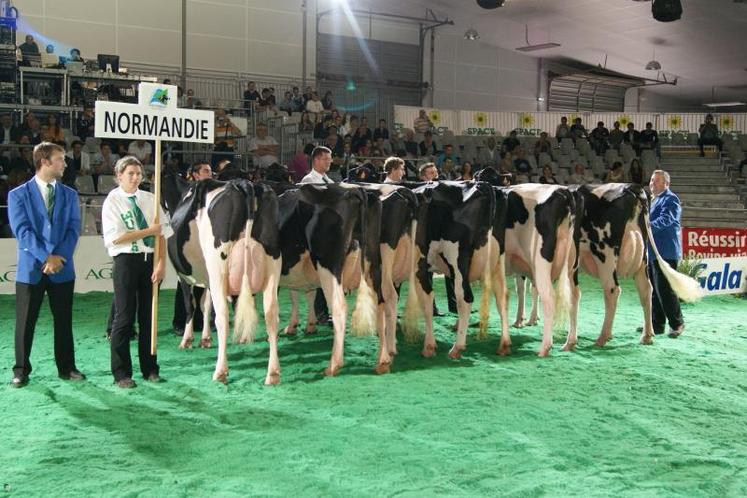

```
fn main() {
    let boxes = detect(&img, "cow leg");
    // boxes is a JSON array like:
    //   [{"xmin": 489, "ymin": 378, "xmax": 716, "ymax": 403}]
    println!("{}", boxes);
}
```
[
  {"xmin": 412, "ymin": 273, "xmax": 436, "ymax": 357},
  {"xmin": 562, "ymin": 274, "xmax": 581, "ymax": 352},
  {"xmin": 284, "ymin": 290, "xmax": 300, "ymax": 336},
  {"xmin": 595, "ymin": 272, "xmax": 621, "ymax": 348},
  {"xmin": 448, "ymin": 262, "xmax": 471, "ymax": 360},
  {"xmin": 205, "ymin": 277, "xmax": 230, "ymax": 384},
  {"xmin": 634, "ymin": 264, "xmax": 655, "ymax": 345},
  {"xmin": 494, "ymin": 257, "xmax": 512, "ymax": 356},
  {"xmin": 178, "ymin": 283, "xmax": 197, "ymax": 349},
  {"xmin": 375, "ymin": 302, "xmax": 391, "ymax": 374},
  {"xmin": 318, "ymin": 268, "xmax": 346, "ymax": 376},
  {"xmin": 263, "ymin": 258, "xmax": 282, "ymax": 385},
  {"xmin": 304, "ymin": 290, "xmax": 318, "ymax": 335},
  {"xmin": 199, "ymin": 290, "xmax": 213, "ymax": 348},
  {"xmin": 378, "ymin": 265, "xmax": 398, "ymax": 372},
  {"xmin": 526, "ymin": 282, "xmax": 540, "ymax": 326},
  {"xmin": 513, "ymin": 276, "xmax": 526, "ymax": 328},
  {"xmin": 534, "ymin": 262, "xmax": 556, "ymax": 357}
]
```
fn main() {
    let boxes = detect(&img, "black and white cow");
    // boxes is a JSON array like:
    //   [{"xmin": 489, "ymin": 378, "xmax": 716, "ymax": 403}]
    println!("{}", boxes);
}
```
[
  {"xmin": 403, "ymin": 180, "xmax": 496, "ymax": 359},
  {"xmin": 168, "ymin": 179, "xmax": 282, "ymax": 384}
]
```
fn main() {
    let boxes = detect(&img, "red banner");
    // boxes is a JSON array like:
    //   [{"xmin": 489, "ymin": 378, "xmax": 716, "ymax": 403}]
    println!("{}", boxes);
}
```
[{"xmin": 682, "ymin": 227, "xmax": 747, "ymax": 259}]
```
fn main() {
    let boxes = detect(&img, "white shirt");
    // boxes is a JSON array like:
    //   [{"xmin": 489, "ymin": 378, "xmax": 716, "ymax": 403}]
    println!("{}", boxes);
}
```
[
  {"xmin": 300, "ymin": 168, "xmax": 333, "ymax": 184},
  {"xmin": 34, "ymin": 175, "xmax": 57, "ymax": 211},
  {"xmin": 102, "ymin": 186, "xmax": 173, "ymax": 257},
  {"xmin": 248, "ymin": 135, "xmax": 279, "ymax": 169},
  {"xmin": 306, "ymin": 99, "xmax": 324, "ymax": 114},
  {"xmin": 127, "ymin": 141, "xmax": 153, "ymax": 164}
]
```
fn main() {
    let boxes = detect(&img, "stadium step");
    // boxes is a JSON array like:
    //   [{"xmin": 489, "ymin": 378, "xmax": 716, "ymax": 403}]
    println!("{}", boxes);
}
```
[
  {"xmin": 675, "ymin": 178, "xmax": 732, "ymax": 186},
  {"xmin": 681, "ymin": 199, "xmax": 746, "ymax": 210},
  {"xmin": 681, "ymin": 218, "xmax": 747, "ymax": 229},
  {"xmin": 678, "ymin": 193, "xmax": 742, "ymax": 203},
  {"xmin": 676, "ymin": 185, "xmax": 738, "ymax": 194}
]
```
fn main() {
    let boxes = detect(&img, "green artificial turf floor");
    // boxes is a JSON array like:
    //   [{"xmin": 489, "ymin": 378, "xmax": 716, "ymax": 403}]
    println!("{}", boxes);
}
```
[{"xmin": 1, "ymin": 275, "xmax": 746, "ymax": 497}]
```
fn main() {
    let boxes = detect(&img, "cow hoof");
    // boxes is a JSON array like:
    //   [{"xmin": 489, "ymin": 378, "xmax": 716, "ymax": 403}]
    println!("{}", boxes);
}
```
[
  {"xmin": 594, "ymin": 338, "xmax": 609, "ymax": 348},
  {"xmin": 305, "ymin": 325, "xmax": 317, "ymax": 335},
  {"xmin": 178, "ymin": 339, "xmax": 193, "ymax": 350},
  {"xmin": 526, "ymin": 318, "xmax": 539, "ymax": 326},
  {"xmin": 640, "ymin": 335, "xmax": 654, "ymax": 345},
  {"xmin": 561, "ymin": 342, "xmax": 576, "ymax": 352},
  {"xmin": 448, "ymin": 346, "xmax": 464, "ymax": 359},
  {"xmin": 264, "ymin": 372, "xmax": 281, "ymax": 386},
  {"xmin": 200, "ymin": 338, "xmax": 213, "ymax": 349},
  {"xmin": 497, "ymin": 344, "xmax": 512, "ymax": 356},
  {"xmin": 537, "ymin": 348, "xmax": 551, "ymax": 357},
  {"xmin": 375, "ymin": 362, "xmax": 391, "ymax": 375},
  {"xmin": 284, "ymin": 326, "xmax": 297, "ymax": 336},
  {"xmin": 324, "ymin": 365, "xmax": 341, "ymax": 377},
  {"xmin": 421, "ymin": 344, "xmax": 437, "ymax": 358},
  {"xmin": 213, "ymin": 371, "xmax": 228, "ymax": 384},
  {"xmin": 512, "ymin": 320, "xmax": 524, "ymax": 329},
  {"xmin": 388, "ymin": 348, "xmax": 398, "ymax": 357}
]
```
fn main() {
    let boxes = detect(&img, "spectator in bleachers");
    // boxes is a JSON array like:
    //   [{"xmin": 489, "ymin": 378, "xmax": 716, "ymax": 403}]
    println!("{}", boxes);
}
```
[
  {"xmin": 312, "ymin": 115, "xmax": 329, "ymax": 140},
  {"xmin": 185, "ymin": 88, "xmax": 201, "ymax": 108},
  {"xmin": 589, "ymin": 121, "xmax": 610, "ymax": 155},
  {"xmin": 322, "ymin": 91, "xmax": 335, "ymax": 111},
  {"xmin": 91, "ymin": 143, "xmax": 119, "ymax": 191},
  {"xmin": 332, "ymin": 115, "xmax": 346, "ymax": 136},
  {"xmin": 18, "ymin": 34, "xmax": 40, "ymax": 57},
  {"xmin": 609, "ymin": 121, "xmax": 624, "ymax": 150},
  {"xmin": 403, "ymin": 129, "xmax": 419, "ymax": 158},
  {"xmin": 291, "ymin": 86, "xmax": 304, "ymax": 112},
  {"xmin": 42, "ymin": 114, "xmax": 65, "ymax": 145},
  {"xmin": 243, "ymin": 81, "xmax": 260, "ymax": 113},
  {"xmin": 9, "ymin": 138, "xmax": 34, "ymax": 177},
  {"xmin": 629, "ymin": 158, "xmax": 644, "ymax": 185},
  {"xmin": 436, "ymin": 144, "xmax": 459, "ymax": 169},
  {"xmin": 293, "ymin": 111, "xmax": 311, "ymax": 134},
  {"xmin": 413, "ymin": 109, "xmax": 432, "ymax": 134},
  {"xmin": 570, "ymin": 117, "xmax": 588, "ymax": 143},
  {"xmin": 479, "ymin": 136, "xmax": 501, "ymax": 167},
  {"xmin": 513, "ymin": 148, "xmax": 531, "ymax": 183},
  {"xmin": 567, "ymin": 163, "xmax": 592, "ymax": 185},
  {"xmin": 698, "ymin": 114, "xmax": 723, "ymax": 157},
  {"xmin": 640, "ymin": 122, "xmax": 660, "ymax": 156},
  {"xmin": 353, "ymin": 120, "xmax": 373, "ymax": 150},
  {"xmin": 76, "ymin": 107, "xmax": 95, "ymax": 142},
  {"xmin": 258, "ymin": 88, "xmax": 275, "ymax": 111},
  {"xmin": 623, "ymin": 122, "xmax": 641, "ymax": 155},
  {"xmin": 249, "ymin": 122, "xmax": 279, "ymax": 170},
  {"xmin": 63, "ymin": 140, "xmax": 90, "ymax": 188},
  {"xmin": 373, "ymin": 136, "xmax": 392, "ymax": 157},
  {"xmin": 215, "ymin": 159, "xmax": 243, "ymax": 181},
  {"xmin": 419, "ymin": 162, "xmax": 438, "ymax": 182},
  {"xmin": 288, "ymin": 143, "xmax": 313, "ymax": 182},
  {"xmin": 496, "ymin": 154, "xmax": 514, "ymax": 185},
  {"xmin": 501, "ymin": 130, "xmax": 520, "ymax": 154},
  {"xmin": 419, "ymin": 130, "xmax": 438, "ymax": 157},
  {"xmin": 324, "ymin": 130, "xmax": 344, "ymax": 158},
  {"xmin": 357, "ymin": 138, "xmax": 373, "ymax": 159},
  {"xmin": 440, "ymin": 159, "xmax": 458, "ymax": 180},
  {"xmin": 339, "ymin": 141, "xmax": 357, "ymax": 178},
  {"xmin": 20, "ymin": 114, "xmax": 42, "ymax": 145},
  {"xmin": 305, "ymin": 92, "xmax": 325, "ymax": 116},
  {"xmin": 347, "ymin": 115, "xmax": 360, "ymax": 137},
  {"xmin": 302, "ymin": 86, "xmax": 314, "ymax": 105},
  {"xmin": 279, "ymin": 91, "xmax": 295, "ymax": 115},
  {"xmin": 539, "ymin": 164, "xmax": 559, "ymax": 184},
  {"xmin": 533, "ymin": 131, "xmax": 552, "ymax": 163},
  {"xmin": 0, "ymin": 114, "xmax": 21, "ymax": 145},
  {"xmin": 68, "ymin": 48, "xmax": 83, "ymax": 62},
  {"xmin": 373, "ymin": 119, "xmax": 389, "ymax": 141},
  {"xmin": 605, "ymin": 161, "xmax": 625, "ymax": 183},
  {"xmin": 213, "ymin": 109, "xmax": 240, "ymax": 164},
  {"xmin": 128, "ymin": 139, "xmax": 153, "ymax": 167},
  {"xmin": 460, "ymin": 161, "xmax": 474, "ymax": 181},
  {"xmin": 555, "ymin": 116, "xmax": 570, "ymax": 140}
]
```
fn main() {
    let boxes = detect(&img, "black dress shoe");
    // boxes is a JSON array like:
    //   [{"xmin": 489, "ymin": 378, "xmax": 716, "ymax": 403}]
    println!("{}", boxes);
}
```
[
  {"xmin": 59, "ymin": 370, "xmax": 86, "ymax": 381},
  {"xmin": 668, "ymin": 324, "xmax": 685, "ymax": 338},
  {"xmin": 10, "ymin": 376, "xmax": 28, "ymax": 388},
  {"xmin": 115, "ymin": 378, "xmax": 136, "ymax": 389}
]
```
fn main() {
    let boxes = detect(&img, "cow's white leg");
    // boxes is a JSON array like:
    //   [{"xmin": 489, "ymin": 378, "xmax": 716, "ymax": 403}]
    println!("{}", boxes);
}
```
[
  {"xmin": 318, "ymin": 267, "xmax": 346, "ymax": 376},
  {"xmin": 595, "ymin": 272, "xmax": 621, "ymax": 348},
  {"xmin": 526, "ymin": 282, "xmax": 539, "ymax": 326},
  {"xmin": 448, "ymin": 259, "xmax": 470, "ymax": 359},
  {"xmin": 634, "ymin": 264, "xmax": 655, "ymax": 345},
  {"xmin": 562, "ymin": 272, "xmax": 581, "ymax": 352},
  {"xmin": 534, "ymin": 261, "xmax": 555, "ymax": 357},
  {"xmin": 494, "ymin": 256, "xmax": 512, "ymax": 356},
  {"xmin": 381, "ymin": 247, "xmax": 399, "ymax": 358},
  {"xmin": 413, "ymin": 276, "xmax": 436, "ymax": 357},
  {"xmin": 375, "ymin": 302, "xmax": 391, "ymax": 374},
  {"xmin": 179, "ymin": 316, "xmax": 195, "ymax": 349},
  {"xmin": 205, "ymin": 273, "xmax": 230, "ymax": 383},
  {"xmin": 304, "ymin": 290, "xmax": 318, "ymax": 334},
  {"xmin": 513, "ymin": 276, "xmax": 526, "ymax": 328},
  {"xmin": 284, "ymin": 290, "xmax": 300, "ymax": 336},
  {"xmin": 199, "ymin": 291, "xmax": 213, "ymax": 348},
  {"xmin": 263, "ymin": 258, "xmax": 282, "ymax": 385}
]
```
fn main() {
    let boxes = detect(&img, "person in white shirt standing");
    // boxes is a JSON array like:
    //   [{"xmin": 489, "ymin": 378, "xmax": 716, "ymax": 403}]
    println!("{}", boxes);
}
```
[
  {"xmin": 300, "ymin": 146, "xmax": 333, "ymax": 184},
  {"xmin": 101, "ymin": 156, "xmax": 173, "ymax": 389}
]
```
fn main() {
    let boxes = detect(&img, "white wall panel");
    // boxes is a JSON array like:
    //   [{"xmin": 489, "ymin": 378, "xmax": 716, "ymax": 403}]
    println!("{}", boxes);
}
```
[
  {"xmin": 187, "ymin": 1, "xmax": 245, "ymax": 38},
  {"xmin": 118, "ymin": 26, "xmax": 181, "ymax": 66},
  {"xmin": 45, "ymin": 0, "xmax": 115, "ymax": 24},
  {"xmin": 118, "ymin": 0, "xmax": 181, "ymax": 32}
]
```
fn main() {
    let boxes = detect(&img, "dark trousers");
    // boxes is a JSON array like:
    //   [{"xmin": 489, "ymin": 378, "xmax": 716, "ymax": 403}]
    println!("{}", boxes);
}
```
[
  {"xmin": 698, "ymin": 137, "xmax": 723, "ymax": 155},
  {"xmin": 14, "ymin": 276, "xmax": 77, "ymax": 379},
  {"xmin": 648, "ymin": 258, "xmax": 684, "ymax": 333},
  {"xmin": 106, "ymin": 298, "xmax": 136, "ymax": 337},
  {"xmin": 111, "ymin": 253, "xmax": 159, "ymax": 381}
]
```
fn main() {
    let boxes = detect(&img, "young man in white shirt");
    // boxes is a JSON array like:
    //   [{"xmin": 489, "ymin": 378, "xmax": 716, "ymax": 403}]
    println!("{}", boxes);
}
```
[
  {"xmin": 383, "ymin": 156, "xmax": 405, "ymax": 183},
  {"xmin": 300, "ymin": 146, "xmax": 333, "ymax": 184}
]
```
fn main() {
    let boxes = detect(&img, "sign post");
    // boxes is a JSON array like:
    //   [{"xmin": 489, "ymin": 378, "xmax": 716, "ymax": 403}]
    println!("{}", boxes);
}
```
[{"xmin": 95, "ymin": 83, "xmax": 214, "ymax": 354}]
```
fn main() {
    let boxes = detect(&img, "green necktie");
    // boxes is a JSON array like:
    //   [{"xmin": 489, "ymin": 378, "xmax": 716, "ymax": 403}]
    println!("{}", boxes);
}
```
[
  {"xmin": 46, "ymin": 183, "xmax": 54, "ymax": 221},
  {"xmin": 128, "ymin": 195, "xmax": 155, "ymax": 248}
]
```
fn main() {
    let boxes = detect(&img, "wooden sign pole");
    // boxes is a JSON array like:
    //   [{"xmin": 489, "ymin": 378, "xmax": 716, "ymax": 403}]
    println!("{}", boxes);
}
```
[{"xmin": 151, "ymin": 138, "xmax": 162, "ymax": 355}]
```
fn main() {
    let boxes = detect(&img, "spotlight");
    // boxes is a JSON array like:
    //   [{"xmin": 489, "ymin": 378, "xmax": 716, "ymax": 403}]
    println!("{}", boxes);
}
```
[
  {"xmin": 464, "ymin": 28, "xmax": 480, "ymax": 41},
  {"xmin": 645, "ymin": 60, "xmax": 662, "ymax": 70},
  {"xmin": 477, "ymin": 0, "xmax": 506, "ymax": 8},
  {"xmin": 652, "ymin": 0, "xmax": 682, "ymax": 22}
]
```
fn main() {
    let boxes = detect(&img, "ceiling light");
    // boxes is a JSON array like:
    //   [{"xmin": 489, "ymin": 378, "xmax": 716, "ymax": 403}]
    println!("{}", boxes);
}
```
[
  {"xmin": 703, "ymin": 101, "xmax": 746, "ymax": 108},
  {"xmin": 515, "ymin": 25, "xmax": 561, "ymax": 52},
  {"xmin": 464, "ymin": 27, "xmax": 480, "ymax": 41},
  {"xmin": 645, "ymin": 60, "xmax": 662, "ymax": 70}
]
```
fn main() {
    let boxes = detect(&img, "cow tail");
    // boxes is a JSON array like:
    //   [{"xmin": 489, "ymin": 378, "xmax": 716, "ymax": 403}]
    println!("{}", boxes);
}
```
[
  {"xmin": 477, "ymin": 233, "xmax": 492, "ymax": 340},
  {"xmin": 642, "ymin": 203, "xmax": 702, "ymax": 303},
  {"xmin": 233, "ymin": 219, "xmax": 259, "ymax": 344},
  {"xmin": 553, "ymin": 218, "xmax": 573, "ymax": 331},
  {"xmin": 351, "ymin": 190, "xmax": 377, "ymax": 337},
  {"xmin": 402, "ymin": 219, "xmax": 422, "ymax": 343}
]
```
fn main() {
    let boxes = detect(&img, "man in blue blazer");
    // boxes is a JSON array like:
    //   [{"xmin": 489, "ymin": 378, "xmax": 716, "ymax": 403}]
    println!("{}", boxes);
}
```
[
  {"xmin": 8, "ymin": 142, "xmax": 85, "ymax": 387},
  {"xmin": 648, "ymin": 169, "xmax": 685, "ymax": 338}
]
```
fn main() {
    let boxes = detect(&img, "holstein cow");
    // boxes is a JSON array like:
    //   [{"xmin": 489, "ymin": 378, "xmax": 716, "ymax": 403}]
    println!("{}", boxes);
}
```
[
  {"xmin": 565, "ymin": 183, "xmax": 701, "ymax": 349},
  {"xmin": 403, "ymin": 180, "xmax": 496, "ymax": 359},
  {"xmin": 270, "ymin": 183, "xmax": 380, "ymax": 381},
  {"xmin": 476, "ymin": 168, "xmax": 578, "ymax": 357},
  {"xmin": 168, "ymin": 179, "xmax": 282, "ymax": 384}
]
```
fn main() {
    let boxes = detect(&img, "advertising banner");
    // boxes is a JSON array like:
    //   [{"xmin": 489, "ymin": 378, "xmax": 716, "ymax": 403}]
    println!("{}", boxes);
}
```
[
  {"xmin": 694, "ymin": 256, "xmax": 747, "ymax": 295},
  {"xmin": 682, "ymin": 227, "xmax": 747, "ymax": 259}
]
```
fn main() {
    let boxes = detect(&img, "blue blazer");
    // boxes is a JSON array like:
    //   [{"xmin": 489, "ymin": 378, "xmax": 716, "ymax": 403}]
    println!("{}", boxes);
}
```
[
  {"xmin": 649, "ymin": 188, "xmax": 682, "ymax": 261},
  {"xmin": 8, "ymin": 178, "xmax": 81, "ymax": 284}
]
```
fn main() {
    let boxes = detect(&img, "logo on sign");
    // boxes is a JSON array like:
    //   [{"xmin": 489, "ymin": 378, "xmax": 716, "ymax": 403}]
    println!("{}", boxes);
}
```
[
  {"xmin": 0, "ymin": 264, "xmax": 16, "ymax": 283},
  {"xmin": 696, "ymin": 261, "xmax": 744, "ymax": 292},
  {"xmin": 86, "ymin": 261, "xmax": 113, "ymax": 280},
  {"xmin": 150, "ymin": 89, "xmax": 170, "ymax": 108}
]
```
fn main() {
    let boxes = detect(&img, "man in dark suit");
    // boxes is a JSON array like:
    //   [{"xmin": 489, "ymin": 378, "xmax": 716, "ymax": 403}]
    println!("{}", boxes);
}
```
[
  {"xmin": 8, "ymin": 142, "xmax": 85, "ymax": 388},
  {"xmin": 623, "ymin": 122, "xmax": 641, "ymax": 155}
]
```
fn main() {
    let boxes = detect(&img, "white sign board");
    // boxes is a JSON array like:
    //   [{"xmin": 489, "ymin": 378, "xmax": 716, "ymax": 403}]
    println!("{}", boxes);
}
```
[
  {"xmin": 695, "ymin": 256, "xmax": 747, "ymax": 296},
  {"xmin": 95, "ymin": 83, "xmax": 214, "ymax": 143},
  {"xmin": 0, "ymin": 236, "xmax": 179, "ymax": 294}
]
